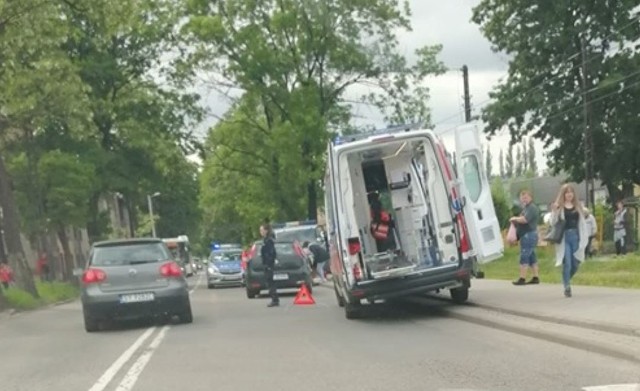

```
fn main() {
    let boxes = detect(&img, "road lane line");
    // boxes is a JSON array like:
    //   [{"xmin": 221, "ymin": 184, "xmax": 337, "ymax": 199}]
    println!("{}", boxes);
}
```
[
  {"xmin": 114, "ymin": 325, "xmax": 171, "ymax": 391},
  {"xmin": 189, "ymin": 273, "xmax": 202, "ymax": 295},
  {"xmin": 88, "ymin": 327, "xmax": 156, "ymax": 391},
  {"xmin": 583, "ymin": 384, "xmax": 640, "ymax": 391}
]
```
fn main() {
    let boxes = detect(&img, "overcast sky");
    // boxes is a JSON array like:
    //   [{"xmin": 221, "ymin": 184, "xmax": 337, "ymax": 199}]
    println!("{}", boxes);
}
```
[{"xmin": 191, "ymin": 0, "xmax": 548, "ymax": 172}]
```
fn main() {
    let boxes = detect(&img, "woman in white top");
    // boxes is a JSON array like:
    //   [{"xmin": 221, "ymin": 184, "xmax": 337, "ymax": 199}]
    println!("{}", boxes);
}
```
[{"xmin": 549, "ymin": 184, "xmax": 588, "ymax": 297}]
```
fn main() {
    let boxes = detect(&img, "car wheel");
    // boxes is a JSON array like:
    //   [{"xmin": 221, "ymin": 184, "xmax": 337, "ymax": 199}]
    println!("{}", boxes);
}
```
[
  {"xmin": 179, "ymin": 304, "xmax": 193, "ymax": 324},
  {"xmin": 207, "ymin": 283, "xmax": 215, "ymax": 289},
  {"xmin": 333, "ymin": 281, "xmax": 345, "ymax": 307},
  {"xmin": 450, "ymin": 287, "xmax": 469, "ymax": 304},
  {"xmin": 84, "ymin": 313, "xmax": 99, "ymax": 332},
  {"xmin": 246, "ymin": 288, "xmax": 258, "ymax": 299},
  {"xmin": 345, "ymin": 301, "xmax": 363, "ymax": 320}
]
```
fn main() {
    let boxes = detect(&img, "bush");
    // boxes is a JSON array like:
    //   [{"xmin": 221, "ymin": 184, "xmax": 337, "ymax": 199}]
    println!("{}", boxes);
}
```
[
  {"xmin": 3, "ymin": 287, "xmax": 40, "ymax": 310},
  {"xmin": 1, "ymin": 281, "xmax": 79, "ymax": 311},
  {"xmin": 491, "ymin": 177, "xmax": 511, "ymax": 229},
  {"xmin": 37, "ymin": 281, "xmax": 79, "ymax": 304}
]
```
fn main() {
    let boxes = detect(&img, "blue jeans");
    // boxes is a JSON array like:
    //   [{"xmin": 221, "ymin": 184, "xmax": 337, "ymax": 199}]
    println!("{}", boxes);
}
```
[
  {"xmin": 519, "ymin": 231, "xmax": 538, "ymax": 266},
  {"xmin": 563, "ymin": 229, "xmax": 580, "ymax": 288},
  {"xmin": 316, "ymin": 261, "xmax": 326, "ymax": 282}
]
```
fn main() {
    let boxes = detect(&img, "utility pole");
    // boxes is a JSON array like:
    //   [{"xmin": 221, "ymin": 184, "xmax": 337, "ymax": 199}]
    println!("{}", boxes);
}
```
[
  {"xmin": 147, "ymin": 192, "xmax": 161, "ymax": 238},
  {"xmin": 462, "ymin": 65, "xmax": 472, "ymax": 122},
  {"xmin": 580, "ymin": 37, "xmax": 593, "ymax": 208}
]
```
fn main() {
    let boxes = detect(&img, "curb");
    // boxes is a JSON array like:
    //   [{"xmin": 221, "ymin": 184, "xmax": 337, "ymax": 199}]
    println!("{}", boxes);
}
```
[
  {"xmin": 0, "ymin": 296, "xmax": 79, "ymax": 318},
  {"xmin": 407, "ymin": 296, "xmax": 640, "ymax": 365},
  {"xmin": 470, "ymin": 302, "xmax": 640, "ymax": 337},
  {"xmin": 445, "ymin": 308, "xmax": 640, "ymax": 364}
]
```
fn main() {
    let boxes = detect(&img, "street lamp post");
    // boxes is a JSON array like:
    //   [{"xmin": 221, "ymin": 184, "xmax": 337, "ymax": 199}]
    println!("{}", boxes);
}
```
[{"xmin": 147, "ymin": 192, "xmax": 161, "ymax": 238}]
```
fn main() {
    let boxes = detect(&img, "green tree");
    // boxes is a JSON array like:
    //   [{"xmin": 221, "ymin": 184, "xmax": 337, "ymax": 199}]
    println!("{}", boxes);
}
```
[
  {"xmin": 0, "ymin": 0, "xmax": 89, "ymax": 295},
  {"xmin": 59, "ymin": 0, "xmax": 202, "ymax": 242},
  {"xmin": 38, "ymin": 151, "xmax": 96, "ymax": 279},
  {"xmin": 472, "ymin": 0, "xmax": 640, "ymax": 200},
  {"xmin": 515, "ymin": 145, "xmax": 523, "ymax": 178},
  {"xmin": 528, "ymin": 137, "xmax": 538, "ymax": 175},
  {"xmin": 183, "ymin": 0, "xmax": 445, "ymax": 221},
  {"xmin": 485, "ymin": 145, "xmax": 493, "ymax": 179},
  {"xmin": 504, "ymin": 144, "xmax": 514, "ymax": 178},
  {"xmin": 521, "ymin": 138, "xmax": 529, "ymax": 172}
]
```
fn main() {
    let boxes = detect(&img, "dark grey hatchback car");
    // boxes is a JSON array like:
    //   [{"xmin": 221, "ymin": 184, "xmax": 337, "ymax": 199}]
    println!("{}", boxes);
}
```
[{"xmin": 80, "ymin": 238, "xmax": 193, "ymax": 332}]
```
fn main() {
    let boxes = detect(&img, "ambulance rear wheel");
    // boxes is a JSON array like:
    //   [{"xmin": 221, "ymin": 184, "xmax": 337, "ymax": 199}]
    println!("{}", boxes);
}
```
[
  {"xmin": 450, "ymin": 287, "xmax": 469, "ymax": 304},
  {"xmin": 345, "ymin": 301, "xmax": 363, "ymax": 319},
  {"xmin": 333, "ymin": 281, "xmax": 345, "ymax": 307}
]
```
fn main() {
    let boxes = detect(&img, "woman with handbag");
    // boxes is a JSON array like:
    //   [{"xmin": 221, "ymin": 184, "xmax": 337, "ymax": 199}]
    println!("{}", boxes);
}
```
[{"xmin": 549, "ymin": 184, "xmax": 588, "ymax": 297}]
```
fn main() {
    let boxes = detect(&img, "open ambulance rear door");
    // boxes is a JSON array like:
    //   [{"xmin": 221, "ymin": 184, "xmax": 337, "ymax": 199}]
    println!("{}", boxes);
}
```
[{"xmin": 454, "ymin": 123, "xmax": 504, "ymax": 264}]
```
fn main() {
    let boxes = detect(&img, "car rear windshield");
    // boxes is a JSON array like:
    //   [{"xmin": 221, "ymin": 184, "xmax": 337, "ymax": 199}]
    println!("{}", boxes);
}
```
[
  {"xmin": 250, "ymin": 242, "xmax": 303, "ymax": 270},
  {"xmin": 274, "ymin": 227, "xmax": 317, "ymax": 243},
  {"xmin": 210, "ymin": 251, "xmax": 242, "ymax": 262},
  {"xmin": 91, "ymin": 242, "xmax": 171, "ymax": 266}
]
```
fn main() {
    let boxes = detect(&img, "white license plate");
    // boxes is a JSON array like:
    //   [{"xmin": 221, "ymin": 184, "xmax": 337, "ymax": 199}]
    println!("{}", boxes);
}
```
[
  {"xmin": 223, "ymin": 275, "xmax": 241, "ymax": 281},
  {"xmin": 273, "ymin": 273, "xmax": 289, "ymax": 281},
  {"xmin": 120, "ymin": 293, "xmax": 155, "ymax": 304}
]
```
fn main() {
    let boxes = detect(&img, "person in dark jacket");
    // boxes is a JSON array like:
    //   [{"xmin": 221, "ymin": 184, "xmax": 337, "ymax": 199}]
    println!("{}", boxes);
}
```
[
  {"xmin": 302, "ymin": 241, "xmax": 330, "ymax": 283},
  {"xmin": 260, "ymin": 222, "xmax": 279, "ymax": 307}
]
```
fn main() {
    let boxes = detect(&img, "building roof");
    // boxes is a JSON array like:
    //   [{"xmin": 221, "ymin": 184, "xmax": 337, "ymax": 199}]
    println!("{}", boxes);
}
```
[{"xmin": 508, "ymin": 175, "xmax": 604, "ymax": 208}]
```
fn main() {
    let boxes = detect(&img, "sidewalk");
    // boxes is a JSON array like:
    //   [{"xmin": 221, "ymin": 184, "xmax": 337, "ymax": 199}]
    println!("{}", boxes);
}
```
[{"xmin": 468, "ymin": 279, "xmax": 640, "ymax": 335}]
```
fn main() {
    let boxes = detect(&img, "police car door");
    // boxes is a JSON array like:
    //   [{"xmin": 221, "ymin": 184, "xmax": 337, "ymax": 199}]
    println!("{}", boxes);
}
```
[{"xmin": 454, "ymin": 123, "xmax": 504, "ymax": 263}]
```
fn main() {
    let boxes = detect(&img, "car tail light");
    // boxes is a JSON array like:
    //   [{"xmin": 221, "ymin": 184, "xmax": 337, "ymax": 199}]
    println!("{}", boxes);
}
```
[
  {"xmin": 82, "ymin": 268, "xmax": 107, "ymax": 285},
  {"xmin": 347, "ymin": 237, "xmax": 361, "ymax": 255},
  {"xmin": 159, "ymin": 261, "xmax": 182, "ymax": 277},
  {"xmin": 293, "ymin": 241, "xmax": 305, "ymax": 258}
]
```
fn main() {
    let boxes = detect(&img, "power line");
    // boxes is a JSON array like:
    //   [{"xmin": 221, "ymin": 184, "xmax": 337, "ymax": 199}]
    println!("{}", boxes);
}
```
[{"xmin": 432, "ymin": 16, "xmax": 640, "ymax": 126}]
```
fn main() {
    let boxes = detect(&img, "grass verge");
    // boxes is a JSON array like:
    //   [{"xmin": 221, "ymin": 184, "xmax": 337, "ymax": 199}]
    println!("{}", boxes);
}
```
[
  {"xmin": 481, "ymin": 245, "xmax": 640, "ymax": 289},
  {"xmin": 1, "ymin": 281, "xmax": 80, "ymax": 311}
]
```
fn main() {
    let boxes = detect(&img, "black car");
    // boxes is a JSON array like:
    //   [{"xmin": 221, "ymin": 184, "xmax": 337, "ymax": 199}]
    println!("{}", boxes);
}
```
[{"xmin": 245, "ymin": 241, "xmax": 313, "ymax": 299}]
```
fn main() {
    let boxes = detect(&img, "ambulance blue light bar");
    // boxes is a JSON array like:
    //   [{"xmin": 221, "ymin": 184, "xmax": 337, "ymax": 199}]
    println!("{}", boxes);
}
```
[
  {"xmin": 332, "ymin": 123, "xmax": 423, "ymax": 145},
  {"xmin": 271, "ymin": 220, "xmax": 317, "ymax": 229}
]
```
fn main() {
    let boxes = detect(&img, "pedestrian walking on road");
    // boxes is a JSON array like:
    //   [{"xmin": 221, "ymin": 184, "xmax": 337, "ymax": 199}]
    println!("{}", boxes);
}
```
[
  {"xmin": 260, "ymin": 222, "xmax": 279, "ymax": 307},
  {"xmin": 510, "ymin": 189, "xmax": 540, "ymax": 286},
  {"xmin": 549, "ymin": 184, "xmax": 588, "ymax": 298},
  {"xmin": 613, "ymin": 200, "xmax": 629, "ymax": 256}
]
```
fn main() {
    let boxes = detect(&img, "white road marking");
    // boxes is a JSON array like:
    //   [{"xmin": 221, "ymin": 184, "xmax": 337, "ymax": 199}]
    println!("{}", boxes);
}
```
[
  {"xmin": 88, "ymin": 327, "xmax": 156, "ymax": 391},
  {"xmin": 583, "ymin": 384, "xmax": 640, "ymax": 391},
  {"xmin": 189, "ymin": 273, "xmax": 202, "ymax": 295},
  {"xmin": 115, "ymin": 325, "xmax": 171, "ymax": 391}
]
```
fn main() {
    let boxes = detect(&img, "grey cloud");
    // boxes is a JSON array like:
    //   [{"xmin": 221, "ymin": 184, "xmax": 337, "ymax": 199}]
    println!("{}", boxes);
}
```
[{"xmin": 404, "ymin": 0, "xmax": 509, "ymax": 72}]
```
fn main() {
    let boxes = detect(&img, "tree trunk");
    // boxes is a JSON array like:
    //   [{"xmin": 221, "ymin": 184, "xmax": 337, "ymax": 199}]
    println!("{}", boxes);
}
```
[
  {"xmin": 56, "ymin": 225, "xmax": 75, "ymax": 283},
  {"xmin": 87, "ymin": 192, "xmax": 103, "ymax": 243},
  {"xmin": 307, "ymin": 179, "xmax": 317, "ymax": 221},
  {"xmin": 0, "ymin": 153, "xmax": 39, "ymax": 297},
  {"xmin": 301, "ymin": 140, "xmax": 317, "ymax": 221},
  {"xmin": 73, "ymin": 228, "xmax": 86, "ymax": 269}
]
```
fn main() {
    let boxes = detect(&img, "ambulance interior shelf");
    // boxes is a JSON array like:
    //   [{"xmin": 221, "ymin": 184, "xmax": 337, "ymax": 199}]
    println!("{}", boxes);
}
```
[{"xmin": 355, "ymin": 148, "xmax": 442, "ymax": 281}]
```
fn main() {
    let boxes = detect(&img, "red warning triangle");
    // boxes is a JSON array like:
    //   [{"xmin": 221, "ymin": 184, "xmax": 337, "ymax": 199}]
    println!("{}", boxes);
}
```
[{"xmin": 293, "ymin": 284, "xmax": 315, "ymax": 305}]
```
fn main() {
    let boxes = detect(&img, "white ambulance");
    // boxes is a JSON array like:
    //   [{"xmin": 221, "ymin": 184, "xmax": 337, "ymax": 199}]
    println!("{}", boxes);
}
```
[{"xmin": 324, "ymin": 123, "xmax": 503, "ymax": 319}]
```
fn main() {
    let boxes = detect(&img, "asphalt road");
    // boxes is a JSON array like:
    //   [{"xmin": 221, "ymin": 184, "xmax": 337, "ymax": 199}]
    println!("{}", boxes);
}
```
[{"xmin": 1, "ymin": 274, "xmax": 639, "ymax": 391}]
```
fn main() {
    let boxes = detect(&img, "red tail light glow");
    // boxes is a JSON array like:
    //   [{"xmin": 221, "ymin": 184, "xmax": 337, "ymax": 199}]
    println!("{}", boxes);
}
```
[
  {"xmin": 347, "ymin": 238, "xmax": 361, "ymax": 255},
  {"xmin": 159, "ymin": 261, "xmax": 182, "ymax": 277},
  {"xmin": 82, "ymin": 268, "xmax": 107, "ymax": 285}
]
